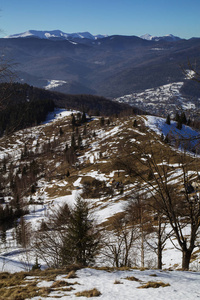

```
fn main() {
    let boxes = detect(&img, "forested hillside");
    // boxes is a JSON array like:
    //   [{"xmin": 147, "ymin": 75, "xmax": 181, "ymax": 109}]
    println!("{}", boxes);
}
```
[{"xmin": 0, "ymin": 83, "xmax": 138, "ymax": 136}]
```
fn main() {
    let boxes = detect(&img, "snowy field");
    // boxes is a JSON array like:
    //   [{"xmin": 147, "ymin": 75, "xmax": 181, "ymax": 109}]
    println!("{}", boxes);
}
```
[
  {"xmin": 28, "ymin": 268, "xmax": 200, "ymax": 299},
  {"xmin": 145, "ymin": 115, "xmax": 200, "ymax": 141}
]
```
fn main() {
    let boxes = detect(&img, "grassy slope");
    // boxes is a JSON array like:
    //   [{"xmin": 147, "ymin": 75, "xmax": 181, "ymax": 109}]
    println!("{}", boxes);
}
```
[{"xmin": 0, "ymin": 111, "xmax": 200, "ymax": 273}]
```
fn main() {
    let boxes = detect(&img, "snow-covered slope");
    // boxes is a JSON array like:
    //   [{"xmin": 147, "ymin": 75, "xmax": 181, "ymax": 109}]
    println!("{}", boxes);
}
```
[
  {"xmin": 1, "ymin": 111, "xmax": 200, "ymax": 275},
  {"xmin": 114, "ymin": 81, "xmax": 198, "ymax": 118},
  {"xmin": 0, "ymin": 266, "xmax": 199, "ymax": 299},
  {"xmin": 145, "ymin": 115, "xmax": 199, "ymax": 140}
]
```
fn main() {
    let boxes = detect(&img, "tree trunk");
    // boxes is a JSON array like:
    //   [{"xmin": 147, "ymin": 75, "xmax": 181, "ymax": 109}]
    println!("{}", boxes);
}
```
[
  {"xmin": 141, "ymin": 229, "xmax": 144, "ymax": 268},
  {"xmin": 157, "ymin": 242, "xmax": 162, "ymax": 269},
  {"xmin": 157, "ymin": 216, "xmax": 163, "ymax": 269},
  {"xmin": 182, "ymin": 249, "xmax": 192, "ymax": 270}
]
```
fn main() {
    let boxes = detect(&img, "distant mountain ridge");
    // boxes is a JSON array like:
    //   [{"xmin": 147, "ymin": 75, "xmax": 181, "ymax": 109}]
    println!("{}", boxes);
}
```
[
  {"xmin": 4, "ymin": 30, "xmax": 108, "ymax": 40},
  {"xmin": 140, "ymin": 33, "xmax": 181, "ymax": 42},
  {"xmin": 1, "ymin": 30, "xmax": 200, "ymax": 100},
  {"xmin": 4, "ymin": 30, "xmax": 183, "ymax": 42}
]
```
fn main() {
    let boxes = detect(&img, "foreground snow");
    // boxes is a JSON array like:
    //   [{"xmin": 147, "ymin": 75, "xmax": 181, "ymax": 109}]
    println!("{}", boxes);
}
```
[{"xmin": 30, "ymin": 268, "xmax": 200, "ymax": 300}]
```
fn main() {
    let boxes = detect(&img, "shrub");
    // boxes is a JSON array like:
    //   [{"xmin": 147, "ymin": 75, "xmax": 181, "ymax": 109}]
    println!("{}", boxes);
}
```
[
  {"xmin": 138, "ymin": 281, "xmax": 170, "ymax": 289},
  {"xmin": 75, "ymin": 288, "xmax": 101, "ymax": 297},
  {"xmin": 125, "ymin": 276, "xmax": 141, "ymax": 282}
]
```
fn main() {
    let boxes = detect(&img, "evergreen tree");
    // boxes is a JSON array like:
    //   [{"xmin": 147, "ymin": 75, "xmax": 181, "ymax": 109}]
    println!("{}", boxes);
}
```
[
  {"xmin": 177, "ymin": 119, "xmax": 182, "ymax": 130},
  {"xmin": 187, "ymin": 117, "xmax": 191, "ymax": 126},
  {"xmin": 75, "ymin": 126, "xmax": 79, "ymax": 136},
  {"xmin": 78, "ymin": 134, "xmax": 83, "ymax": 149},
  {"xmin": 59, "ymin": 127, "xmax": 64, "ymax": 136},
  {"xmin": 83, "ymin": 124, "xmax": 87, "ymax": 136},
  {"xmin": 180, "ymin": 112, "xmax": 187, "ymax": 125},
  {"xmin": 71, "ymin": 113, "xmax": 76, "ymax": 130},
  {"xmin": 32, "ymin": 257, "xmax": 41, "ymax": 271},
  {"xmin": 81, "ymin": 112, "xmax": 87, "ymax": 123},
  {"xmin": 164, "ymin": 134, "xmax": 169, "ymax": 144},
  {"xmin": 175, "ymin": 112, "xmax": 180, "ymax": 122},
  {"xmin": 71, "ymin": 133, "xmax": 76, "ymax": 150},
  {"xmin": 175, "ymin": 112, "xmax": 183, "ymax": 130},
  {"xmin": 61, "ymin": 197, "xmax": 100, "ymax": 266},
  {"xmin": 65, "ymin": 147, "xmax": 77, "ymax": 165},
  {"xmin": 161, "ymin": 133, "xmax": 164, "ymax": 142},
  {"xmin": 166, "ymin": 114, "xmax": 171, "ymax": 125},
  {"xmin": 133, "ymin": 119, "xmax": 137, "ymax": 127},
  {"xmin": 31, "ymin": 184, "xmax": 36, "ymax": 194},
  {"xmin": 100, "ymin": 117, "xmax": 105, "ymax": 127},
  {"xmin": 64, "ymin": 143, "xmax": 68, "ymax": 152}
]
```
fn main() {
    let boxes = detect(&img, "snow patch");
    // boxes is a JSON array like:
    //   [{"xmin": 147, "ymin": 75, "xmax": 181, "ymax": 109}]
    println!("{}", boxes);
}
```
[{"xmin": 44, "ymin": 80, "xmax": 67, "ymax": 90}]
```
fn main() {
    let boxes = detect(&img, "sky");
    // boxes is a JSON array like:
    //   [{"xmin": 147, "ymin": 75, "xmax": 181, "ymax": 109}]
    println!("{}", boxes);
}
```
[{"xmin": 0, "ymin": 0, "xmax": 200, "ymax": 39}]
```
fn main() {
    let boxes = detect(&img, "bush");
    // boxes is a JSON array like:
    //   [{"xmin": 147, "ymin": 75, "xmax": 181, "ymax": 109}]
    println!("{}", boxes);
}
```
[
  {"xmin": 138, "ymin": 281, "xmax": 170, "ymax": 289},
  {"xmin": 75, "ymin": 288, "xmax": 101, "ymax": 297}
]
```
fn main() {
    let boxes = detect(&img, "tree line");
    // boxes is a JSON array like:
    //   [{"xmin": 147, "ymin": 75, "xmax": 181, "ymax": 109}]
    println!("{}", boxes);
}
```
[{"xmin": 0, "ymin": 82, "xmax": 143, "ymax": 137}]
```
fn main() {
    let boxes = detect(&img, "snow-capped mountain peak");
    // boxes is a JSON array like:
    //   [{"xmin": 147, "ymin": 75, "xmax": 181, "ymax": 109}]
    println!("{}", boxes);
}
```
[
  {"xmin": 4, "ymin": 30, "xmax": 107, "ymax": 40},
  {"xmin": 4, "ymin": 30, "xmax": 182, "ymax": 42},
  {"xmin": 140, "ymin": 33, "xmax": 154, "ymax": 40},
  {"xmin": 140, "ymin": 33, "xmax": 181, "ymax": 42}
]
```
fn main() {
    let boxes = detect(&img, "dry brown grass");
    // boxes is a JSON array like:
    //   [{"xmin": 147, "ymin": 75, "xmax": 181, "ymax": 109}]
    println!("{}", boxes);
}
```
[
  {"xmin": 124, "ymin": 276, "xmax": 141, "ymax": 282},
  {"xmin": 138, "ymin": 281, "xmax": 170, "ymax": 289},
  {"xmin": 0, "ymin": 284, "xmax": 51, "ymax": 299},
  {"xmin": 75, "ymin": 288, "xmax": 101, "ymax": 297},
  {"xmin": 149, "ymin": 273, "xmax": 158, "ymax": 277},
  {"xmin": 0, "ymin": 272, "xmax": 26, "ymax": 288},
  {"xmin": 45, "ymin": 185, "xmax": 71, "ymax": 198},
  {"xmin": 0, "ymin": 267, "xmax": 81, "ymax": 299},
  {"xmin": 50, "ymin": 279, "xmax": 76, "ymax": 293},
  {"xmin": 92, "ymin": 266, "xmax": 115, "ymax": 272},
  {"xmin": 51, "ymin": 280, "xmax": 69, "ymax": 288},
  {"xmin": 190, "ymin": 249, "xmax": 200, "ymax": 263},
  {"xmin": 65, "ymin": 270, "xmax": 77, "ymax": 279}
]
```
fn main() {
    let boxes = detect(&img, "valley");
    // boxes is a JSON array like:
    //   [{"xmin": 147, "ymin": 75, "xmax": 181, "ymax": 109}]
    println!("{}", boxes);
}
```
[{"xmin": 1, "ymin": 32, "xmax": 200, "ymax": 101}]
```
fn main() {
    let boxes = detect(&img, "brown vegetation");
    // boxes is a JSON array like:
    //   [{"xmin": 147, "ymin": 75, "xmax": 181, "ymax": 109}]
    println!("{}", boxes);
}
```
[
  {"xmin": 138, "ymin": 281, "xmax": 170, "ymax": 289},
  {"xmin": 75, "ymin": 288, "xmax": 101, "ymax": 297}
]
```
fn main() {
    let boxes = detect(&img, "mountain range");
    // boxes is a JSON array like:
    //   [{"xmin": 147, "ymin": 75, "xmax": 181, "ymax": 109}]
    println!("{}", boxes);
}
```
[
  {"xmin": 4, "ymin": 30, "xmax": 108, "ymax": 41},
  {"xmin": 4, "ymin": 30, "xmax": 181, "ymax": 42},
  {"xmin": 1, "ymin": 30, "xmax": 200, "ymax": 100}
]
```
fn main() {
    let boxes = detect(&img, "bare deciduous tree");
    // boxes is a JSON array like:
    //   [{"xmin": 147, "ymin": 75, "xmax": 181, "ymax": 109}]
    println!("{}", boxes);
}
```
[
  {"xmin": 102, "ymin": 213, "xmax": 138, "ymax": 268},
  {"xmin": 145, "ymin": 214, "xmax": 173, "ymax": 269},
  {"xmin": 130, "ymin": 142, "xmax": 200, "ymax": 270},
  {"xmin": 34, "ymin": 204, "xmax": 71, "ymax": 268},
  {"xmin": 114, "ymin": 128, "xmax": 200, "ymax": 270}
]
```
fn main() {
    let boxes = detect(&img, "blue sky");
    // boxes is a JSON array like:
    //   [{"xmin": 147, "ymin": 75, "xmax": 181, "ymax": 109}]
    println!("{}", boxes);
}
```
[{"xmin": 1, "ymin": 0, "xmax": 200, "ymax": 38}]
